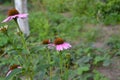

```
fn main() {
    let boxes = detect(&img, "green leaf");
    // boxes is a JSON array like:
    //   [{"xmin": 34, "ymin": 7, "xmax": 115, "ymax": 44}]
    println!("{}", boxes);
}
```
[
  {"xmin": 94, "ymin": 56, "xmax": 104, "ymax": 64},
  {"xmin": 5, "ymin": 68, "xmax": 22, "ymax": 80},
  {"xmin": 0, "ymin": 35, "xmax": 8, "ymax": 47},
  {"xmin": 79, "ymin": 56, "xmax": 92, "ymax": 63},
  {"xmin": 77, "ymin": 65, "xmax": 90, "ymax": 75},
  {"xmin": 103, "ymin": 59, "xmax": 111, "ymax": 67}
]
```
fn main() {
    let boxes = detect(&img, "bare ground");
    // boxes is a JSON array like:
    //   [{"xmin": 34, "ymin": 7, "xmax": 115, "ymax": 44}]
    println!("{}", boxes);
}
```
[{"xmin": 92, "ymin": 25, "xmax": 120, "ymax": 80}]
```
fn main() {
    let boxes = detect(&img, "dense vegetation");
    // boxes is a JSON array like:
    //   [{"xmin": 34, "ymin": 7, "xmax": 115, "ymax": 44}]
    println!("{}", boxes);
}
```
[{"xmin": 0, "ymin": 0, "xmax": 120, "ymax": 80}]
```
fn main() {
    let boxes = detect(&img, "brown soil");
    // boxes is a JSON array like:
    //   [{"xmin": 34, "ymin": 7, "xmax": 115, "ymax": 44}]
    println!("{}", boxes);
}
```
[
  {"xmin": 98, "ymin": 57, "xmax": 120, "ymax": 80},
  {"xmin": 92, "ymin": 25, "xmax": 120, "ymax": 80}
]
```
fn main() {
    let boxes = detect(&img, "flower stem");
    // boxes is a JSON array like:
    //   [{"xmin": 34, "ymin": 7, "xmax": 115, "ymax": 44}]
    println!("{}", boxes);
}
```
[
  {"xmin": 47, "ymin": 48, "xmax": 52, "ymax": 80},
  {"xmin": 65, "ymin": 63, "xmax": 69, "ymax": 80},
  {"xmin": 14, "ymin": 20, "xmax": 30, "ymax": 54},
  {"xmin": 30, "ymin": 73, "xmax": 33, "ymax": 80},
  {"xmin": 14, "ymin": 20, "xmax": 32, "ymax": 80},
  {"xmin": 59, "ymin": 52, "xmax": 63, "ymax": 79}
]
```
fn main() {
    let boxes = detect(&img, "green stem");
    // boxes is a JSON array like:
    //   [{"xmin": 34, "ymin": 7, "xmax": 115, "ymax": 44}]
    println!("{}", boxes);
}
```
[
  {"xmin": 47, "ymin": 48, "xmax": 52, "ymax": 80},
  {"xmin": 14, "ymin": 20, "xmax": 30, "ymax": 54},
  {"xmin": 30, "ymin": 73, "xmax": 33, "ymax": 80},
  {"xmin": 14, "ymin": 19, "xmax": 32, "ymax": 80},
  {"xmin": 65, "ymin": 62, "xmax": 69, "ymax": 80},
  {"xmin": 59, "ymin": 52, "xmax": 63, "ymax": 79}
]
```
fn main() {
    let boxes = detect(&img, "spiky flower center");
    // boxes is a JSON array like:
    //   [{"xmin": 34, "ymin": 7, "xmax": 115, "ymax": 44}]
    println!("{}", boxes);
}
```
[
  {"xmin": 54, "ymin": 38, "xmax": 64, "ymax": 45},
  {"xmin": 10, "ymin": 64, "xmax": 20, "ymax": 70},
  {"xmin": 8, "ymin": 9, "xmax": 19, "ymax": 16},
  {"xmin": 42, "ymin": 39, "xmax": 50, "ymax": 44}
]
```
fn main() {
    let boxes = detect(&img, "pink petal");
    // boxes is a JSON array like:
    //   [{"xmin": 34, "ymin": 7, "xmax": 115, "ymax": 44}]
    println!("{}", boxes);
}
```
[
  {"xmin": 63, "ymin": 42, "xmax": 71, "ymax": 49},
  {"xmin": 64, "ymin": 42, "xmax": 71, "ymax": 47},
  {"xmin": 48, "ymin": 44, "xmax": 54, "ymax": 49},
  {"xmin": 2, "ymin": 14, "xmax": 28, "ymax": 23},
  {"xmin": 55, "ymin": 42, "xmax": 72, "ymax": 51},
  {"xmin": 2, "ymin": 16, "xmax": 12, "ymax": 23},
  {"xmin": 6, "ymin": 70, "xmax": 12, "ymax": 77},
  {"xmin": 59, "ymin": 45, "xmax": 63, "ymax": 51},
  {"xmin": 18, "ymin": 66, "xmax": 22, "ymax": 68},
  {"xmin": 56, "ymin": 45, "xmax": 63, "ymax": 51},
  {"xmin": 49, "ymin": 44, "xmax": 55, "ymax": 47},
  {"xmin": 58, "ymin": 45, "xmax": 62, "ymax": 51},
  {"xmin": 62, "ymin": 43, "xmax": 69, "ymax": 49},
  {"xmin": 17, "ymin": 14, "xmax": 28, "ymax": 18},
  {"xmin": 56, "ymin": 45, "xmax": 60, "ymax": 51}
]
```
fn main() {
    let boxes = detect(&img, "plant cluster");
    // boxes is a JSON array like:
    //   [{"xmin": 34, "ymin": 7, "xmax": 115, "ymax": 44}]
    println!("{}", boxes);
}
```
[
  {"xmin": 0, "ymin": 7, "xmax": 110, "ymax": 80},
  {"xmin": 96, "ymin": 0, "xmax": 120, "ymax": 25},
  {"xmin": 0, "ymin": 0, "xmax": 120, "ymax": 80}
]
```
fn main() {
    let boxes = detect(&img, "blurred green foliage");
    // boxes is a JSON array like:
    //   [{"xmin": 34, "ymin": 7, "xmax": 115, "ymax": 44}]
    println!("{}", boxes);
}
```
[
  {"xmin": 0, "ymin": 0, "xmax": 120, "ymax": 80},
  {"xmin": 97, "ymin": 0, "xmax": 120, "ymax": 25},
  {"xmin": 29, "ymin": 0, "xmax": 120, "ymax": 25},
  {"xmin": 0, "ymin": 0, "xmax": 12, "ymax": 3}
]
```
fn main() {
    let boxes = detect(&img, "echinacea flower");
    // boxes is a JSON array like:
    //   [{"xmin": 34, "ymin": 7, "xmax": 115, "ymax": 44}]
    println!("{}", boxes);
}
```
[
  {"xmin": 2, "ymin": 8, "xmax": 28, "ymax": 23},
  {"xmin": 42, "ymin": 39, "xmax": 54, "ymax": 49},
  {"xmin": 54, "ymin": 38, "xmax": 71, "ymax": 51},
  {"xmin": 0, "ymin": 25, "xmax": 8, "ymax": 33},
  {"xmin": 42, "ymin": 39, "xmax": 50, "ymax": 45},
  {"xmin": 6, "ymin": 64, "xmax": 22, "ymax": 77}
]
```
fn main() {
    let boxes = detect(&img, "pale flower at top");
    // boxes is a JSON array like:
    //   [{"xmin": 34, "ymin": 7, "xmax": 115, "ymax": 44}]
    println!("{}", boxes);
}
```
[
  {"xmin": 54, "ymin": 38, "xmax": 72, "ymax": 51},
  {"xmin": 0, "ymin": 25, "xmax": 8, "ymax": 33},
  {"xmin": 2, "ymin": 8, "xmax": 28, "ymax": 23}
]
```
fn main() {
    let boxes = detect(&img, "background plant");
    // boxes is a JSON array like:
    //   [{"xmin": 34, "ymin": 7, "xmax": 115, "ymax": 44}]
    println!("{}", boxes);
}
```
[{"xmin": 0, "ymin": 0, "xmax": 120, "ymax": 80}]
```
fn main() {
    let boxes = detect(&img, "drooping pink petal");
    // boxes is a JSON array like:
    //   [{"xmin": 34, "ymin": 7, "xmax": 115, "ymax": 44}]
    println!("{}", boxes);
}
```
[
  {"xmin": 68, "ymin": 44, "xmax": 71, "ymax": 47},
  {"xmin": 6, "ymin": 70, "xmax": 12, "ymax": 77},
  {"xmin": 64, "ymin": 42, "xmax": 71, "ymax": 48},
  {"xmin": 63, "ymin": 43, "xmax": 71, "ymax": 49},
  {"xmin": 2, "ymin": 16, "xmax": 12, "ymax": 23},
  {"xmin": 56, "ymin": 45, "xmax": 60, "ymax": 51},
  {"xmin": 58, "ymin": 45, "xmax": 62, "ymax": 51},
  {"xmin": 18, "ymin": 66, "xmax": 22, "ymax": 68},
  {"xmin": 6, "ymin": 65, "xmax": 22, "ymax": 77},
  {"xmin": 17, "ymin": 14, "xmax": 28, "ymax": 18},
  {"xmin": 62, "ymin": 43, "xmax": 69, "ymax": 49},
  {"xmin": 48, "ymin": 44, "xmax": 54, "ymax": 49},
  {"xmin": 2, "ymin": 14, "xmax": 28, "ymax": 23},
  {"xmin": 57, "ymin": 45, "xmax": 62, "ymax": 51},
  {"xmin": 49, "ymin": 44, "xmax": 55, "ymax": 47},
  {"xmin": 59, "ymin": 45, "xmax": 63, "ymax": 51},
  {"xmin": 55, "ymin": 42, "xmax": 72, "ymax": 51}
]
